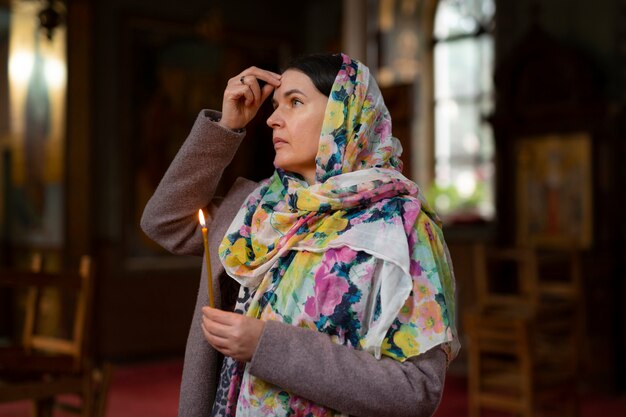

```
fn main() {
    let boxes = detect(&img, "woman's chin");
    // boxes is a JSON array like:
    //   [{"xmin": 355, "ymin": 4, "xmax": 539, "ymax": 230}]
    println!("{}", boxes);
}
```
[{"xmin": 273, "ymin": 157, "xmax": 292, "ymax": 172}]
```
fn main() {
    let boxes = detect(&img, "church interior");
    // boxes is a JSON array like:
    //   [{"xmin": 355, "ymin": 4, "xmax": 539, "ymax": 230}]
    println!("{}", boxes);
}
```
[{"xmin": 1, "ymin": 0, "xmax": 626, "ymax": 416}]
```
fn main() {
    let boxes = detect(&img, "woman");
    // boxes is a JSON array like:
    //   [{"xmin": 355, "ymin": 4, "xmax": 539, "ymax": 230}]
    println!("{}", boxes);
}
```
[{"xmin": 142, "ymin": 53, "xmax": 458, "ymax": 417}]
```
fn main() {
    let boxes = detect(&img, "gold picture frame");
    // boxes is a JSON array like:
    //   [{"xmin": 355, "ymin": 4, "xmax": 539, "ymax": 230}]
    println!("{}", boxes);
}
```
[{"xmin": 515, "ymin": 132, "xmax": 593, "ymax": 249}]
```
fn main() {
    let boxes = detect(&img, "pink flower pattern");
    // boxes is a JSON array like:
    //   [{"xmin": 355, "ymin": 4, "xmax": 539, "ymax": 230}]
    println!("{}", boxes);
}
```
[{"xmin": 214, "ymin": 53, "xmax": 457, "ymax": 417}]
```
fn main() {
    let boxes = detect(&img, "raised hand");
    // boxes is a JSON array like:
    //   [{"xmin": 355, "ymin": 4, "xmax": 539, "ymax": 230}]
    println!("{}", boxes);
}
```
[{"xmin": 219, "ymin": 67, "xmax": 281, "ymax": 131}]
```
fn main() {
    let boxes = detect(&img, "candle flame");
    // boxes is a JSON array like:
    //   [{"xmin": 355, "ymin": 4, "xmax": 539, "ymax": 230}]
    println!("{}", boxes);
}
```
[{"xmin": 198, "ymin": 209, "xmax": 207, "ymax": 227}]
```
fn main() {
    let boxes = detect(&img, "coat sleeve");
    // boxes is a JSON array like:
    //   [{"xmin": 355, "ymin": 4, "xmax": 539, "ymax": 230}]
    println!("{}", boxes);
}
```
[
  {"xmin": 140, "ymin": 109, "xmax": 246, "ymax": 256},
  {"xmin": 249, "ymin": 320, "xmax": 447, "ymax": 417}
]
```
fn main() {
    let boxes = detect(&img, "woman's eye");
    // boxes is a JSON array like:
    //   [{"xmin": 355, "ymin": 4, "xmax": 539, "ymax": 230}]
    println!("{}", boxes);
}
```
[{"xmin": 292, "ymin": 98, "xmax": 303, "ymax": 106}]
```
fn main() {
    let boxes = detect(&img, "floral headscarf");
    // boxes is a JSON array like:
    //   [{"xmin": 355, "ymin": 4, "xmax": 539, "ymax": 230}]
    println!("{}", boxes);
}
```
[
  {"xmin": 316, "ymin": 54, "xmax": 403, "ymax": 182},
  {"xmin": 216, "ymin": 54, "xmax": 458, "ymax": 416}
]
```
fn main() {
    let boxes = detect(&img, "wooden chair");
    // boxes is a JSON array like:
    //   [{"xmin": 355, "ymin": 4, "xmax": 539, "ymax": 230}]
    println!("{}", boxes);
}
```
[
  {"xmin": 0, "ymin": 255, "xmax": 112, "ymax": 417},
  {"xmin": 464, "ymin": 244, "xmax": 582, "ymax": 417}
]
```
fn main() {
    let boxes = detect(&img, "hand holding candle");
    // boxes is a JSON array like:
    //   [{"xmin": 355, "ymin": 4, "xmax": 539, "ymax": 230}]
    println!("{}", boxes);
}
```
[{"xmin": 198, "ymin": 209, "xmax": 215, "ymax": 308}]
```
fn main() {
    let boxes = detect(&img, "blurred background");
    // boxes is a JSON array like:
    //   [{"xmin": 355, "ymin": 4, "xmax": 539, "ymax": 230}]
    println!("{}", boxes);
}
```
[{"xmin": 0, "ymin": 0, "xmax": 625, "ymax": 416}]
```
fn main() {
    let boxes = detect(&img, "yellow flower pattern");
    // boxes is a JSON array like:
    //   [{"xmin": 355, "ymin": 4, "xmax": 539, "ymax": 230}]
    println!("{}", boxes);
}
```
[{"xmin": 214, "ymin": 54, "xmax": 458, "ymax": 417}]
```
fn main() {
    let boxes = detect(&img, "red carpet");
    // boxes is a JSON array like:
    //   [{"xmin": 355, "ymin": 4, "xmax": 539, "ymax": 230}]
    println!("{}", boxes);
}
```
[
  {"xmin": 433, "ymin": 372, "xmax": 626, "ymax": 417},
  {"xmin": 0, "ymin": 359, "xmax": 181, "ymax": 417},
  {"xmin": 2, "ymin": 359, "xmax": 626, "ymax": 416}
]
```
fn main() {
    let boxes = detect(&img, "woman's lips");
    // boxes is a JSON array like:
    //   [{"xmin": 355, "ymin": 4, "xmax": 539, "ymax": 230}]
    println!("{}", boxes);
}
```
[{"xmin": 273, "ymin": 137, "xmax": 287, "ymax": 149}]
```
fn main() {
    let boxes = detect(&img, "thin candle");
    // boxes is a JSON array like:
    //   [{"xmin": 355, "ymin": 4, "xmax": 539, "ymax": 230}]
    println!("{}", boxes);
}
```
[{"xmin": 198, "ymin": 209, "xmax": 215, "ymax": 308}]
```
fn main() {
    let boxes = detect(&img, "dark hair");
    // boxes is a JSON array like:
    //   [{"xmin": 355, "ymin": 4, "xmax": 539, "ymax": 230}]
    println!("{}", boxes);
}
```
[{"xmin": 283, "ymin": 53, "xmax": 343, "ymax": 97}]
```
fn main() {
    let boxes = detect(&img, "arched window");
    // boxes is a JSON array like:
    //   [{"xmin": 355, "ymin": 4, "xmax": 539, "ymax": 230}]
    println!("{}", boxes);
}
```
[{"xmin": 431, "ymin": 0, "xmax": 495, "ymax": 222}]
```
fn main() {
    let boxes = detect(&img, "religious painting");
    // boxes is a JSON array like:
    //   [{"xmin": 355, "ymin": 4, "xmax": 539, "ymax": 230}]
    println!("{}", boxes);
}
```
[
  {"xmin": 0, "ymin": 3, "xmax": 67, "ymax": 254},
  {"xmin": 515, "ymin": 132, "xmax": 593, "ymax": 249},
  {"xmin": 121, "ymin": 16, "xmax": 286, "ymax": 268}
]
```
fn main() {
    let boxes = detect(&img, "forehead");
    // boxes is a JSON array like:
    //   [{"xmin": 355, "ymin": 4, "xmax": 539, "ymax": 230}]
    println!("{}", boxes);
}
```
[{"xmin": 273, "ymin": 69, "xmax": 317, "ymax": 97}]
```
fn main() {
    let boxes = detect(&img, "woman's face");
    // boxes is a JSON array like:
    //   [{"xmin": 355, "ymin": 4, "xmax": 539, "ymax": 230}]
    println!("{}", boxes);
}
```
[{"xmin": 267, "ymin": 69, "xmax": 328, "ymax": 184}]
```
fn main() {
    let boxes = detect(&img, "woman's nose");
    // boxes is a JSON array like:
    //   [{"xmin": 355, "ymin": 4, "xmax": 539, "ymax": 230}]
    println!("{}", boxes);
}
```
[{"xmin": 266, "ymin": 109, "xmax": 283, "ymax": 128}]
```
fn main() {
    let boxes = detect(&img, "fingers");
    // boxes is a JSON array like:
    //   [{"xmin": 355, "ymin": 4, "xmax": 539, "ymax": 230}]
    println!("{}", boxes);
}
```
[
  {"xmin": 260, "ymin": 83, "xmax": 275, "ymax": 103},
  {"xmin": 201, "ymin": 321, "xmax": 222, "ymax": 343},
  {"xmin": 201, "ymin": 309, "xmax": 231, "ymax": 351},
  {"xmin": 228, "ymin": 70, "xmax": 281, "ymax": 90},
  {"xmin": 220, "ymin": 67, "xmax": 280, "ymax": 130},
  {"xmin": 242, "ymin": 79, "xmax": 262, "ymax": 107},
  {"xmin": 232, "ymin": 67, "xmax": 281, "ymax": 104},
  {"xmin": 201, "ymin": 313, "xmax": 231, "ymax": 338},
  {"xmin": 200, "ymin": 307, "xmax": 265, "ymax": 362},
  {"xmin": 201, "ymin": 308, "xmax": 243, "ymax": 346},
  {"xmin": 235, "ymin": 66, "xmax": 281, "ymax": 88},
  {"xmin": 202, "ymin": 306, "xmax": 237, "ymax": 325}
]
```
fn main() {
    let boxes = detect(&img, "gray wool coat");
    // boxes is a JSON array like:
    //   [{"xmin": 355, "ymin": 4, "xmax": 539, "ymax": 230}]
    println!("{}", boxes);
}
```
[{"xmin": 141, "ymin": 110, "xmax": 448, "ymax": 417}]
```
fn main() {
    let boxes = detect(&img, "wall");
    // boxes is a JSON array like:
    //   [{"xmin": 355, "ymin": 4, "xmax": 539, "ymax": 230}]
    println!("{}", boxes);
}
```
[{"xmin": 496, "ymin": 0, "xmax": 619, "ymax": 98}]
